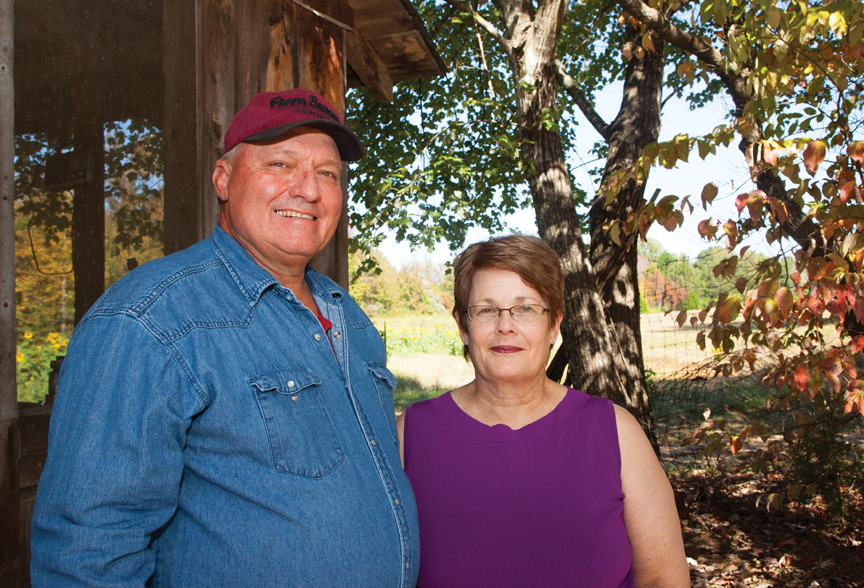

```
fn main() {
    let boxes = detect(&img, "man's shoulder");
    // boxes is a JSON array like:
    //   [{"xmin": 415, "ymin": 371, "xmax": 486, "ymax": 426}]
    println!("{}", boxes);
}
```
[{"xmin": 85, "ymin": 239, "xmax": 243, "ymax": 328}]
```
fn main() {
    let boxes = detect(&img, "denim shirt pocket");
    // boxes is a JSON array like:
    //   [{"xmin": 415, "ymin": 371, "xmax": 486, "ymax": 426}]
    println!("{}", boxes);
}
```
[
  {"xmin": 365, "ymin": 362, "xmax": 399, "ymax": 446},
  {"xmin": 250, "ymin": 370, "xmax": 345, "ymax": 479}
]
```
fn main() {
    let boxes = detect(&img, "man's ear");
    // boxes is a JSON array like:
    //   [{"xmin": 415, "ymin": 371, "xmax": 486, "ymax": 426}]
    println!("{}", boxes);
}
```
[{"xmin": 212, "ymin": 160, "xmax": 231, "ymax": 203}]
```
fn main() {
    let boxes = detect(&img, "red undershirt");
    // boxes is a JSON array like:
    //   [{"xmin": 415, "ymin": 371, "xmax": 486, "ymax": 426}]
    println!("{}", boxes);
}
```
[{"xmin": 316, "ymin": 311, "xmax": 338, "ymax": 362}]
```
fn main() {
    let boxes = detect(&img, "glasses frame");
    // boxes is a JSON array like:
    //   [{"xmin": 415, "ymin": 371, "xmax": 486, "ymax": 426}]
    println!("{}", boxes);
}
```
[{"xmin": 465, "ymin": 304, "xmax": 550, "ymax": 323}]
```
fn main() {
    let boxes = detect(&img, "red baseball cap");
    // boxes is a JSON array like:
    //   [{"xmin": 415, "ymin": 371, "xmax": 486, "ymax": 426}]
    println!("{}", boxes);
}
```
[{"xmin": 223, "ymin": 89, "xmax": 363, "ymax": 161}]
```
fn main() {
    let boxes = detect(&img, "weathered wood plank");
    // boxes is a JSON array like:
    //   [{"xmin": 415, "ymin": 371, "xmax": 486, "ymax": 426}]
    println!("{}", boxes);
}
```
[
  {"xmin": 71, "ymin": 126, "xmax": 105, "ymax": 325},
  {"xmin": 0, "ymin": 417, "xmax": 20, "ymax": 586},
  {"xmin": 18, "ymin": 485, "xmax": 37, "ymax": 587},
  {"xmin": 163, "ymin": 0, "xmax": 202, "ymax": 254},
  {"xmin": 1, "ymin": 0, "xmax": 19, "ymax": 581},
  {"xmin": 284, "ymin": 0, "xmax": 351, "ymax": 288},
  {"xmin": 201, "ymin": 0, "xmax": 236, "ymax": 187},
  {"xmin": 346, "ymin": 30, "xmax": 393, "ymax": 103}
]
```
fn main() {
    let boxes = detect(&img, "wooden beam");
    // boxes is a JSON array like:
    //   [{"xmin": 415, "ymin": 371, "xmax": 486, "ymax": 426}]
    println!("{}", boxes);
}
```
[
  {"xmin": 198, "ymin": 0, "xmax": 236, "ymax": 238},
  {"xmin": 287, "ymin": 0, "xmax": 352, "ymax": 289},
  {"xmin": 0, "ymin": 0, "xmax": 19, "ymax": 582},
  {"xmin": 163, "ymin": 0, "xmax": 202, "ymax": 255},
  {"xmin": 345, "ymin": 30, "xmax": 393, "ymax": 103},
  {"xmin": 71, "ymin": 127, "xmax": 105, "ymax": 325}
]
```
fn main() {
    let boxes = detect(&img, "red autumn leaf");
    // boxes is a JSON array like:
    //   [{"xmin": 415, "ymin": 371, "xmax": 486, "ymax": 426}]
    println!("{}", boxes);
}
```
[
  {"xmin": 734, "ymin": 193, "xmax": 750, "ymax": 214},
  {"xmin": 806, "ymin": 297, "xmax": 825, "ymax": 315},
  {"xmin": 825, "ymin": 299, "xmax": 848, "ymax": 320},
  {"xmin": 839, "ymin": 181, "xmax": 860, "ymax": 204},
  {"xmin": 846, "ymin": 382, "xmax": 864, "ymax": 415},
  {"xmin": 837, "ymin": 285, "xmax": 855, "ymax": 305},
  {"xmin": 803, "ymin": 140, "xmax": 827, "ymax": 173},
  {"xmin": 790, "ymin": 272, "xmax": 801, "ymax": 286},
  {"xmin": 818, "ymin": 356, "xmax": 843, "ymax": 376},
  {"xmin": 846, "ymin": 394, "xmax": 864, "ymax": 416},
  {"xmin": 768, "ymin": 198, "xmax": 788, "ymax": 224},
  {"xmin": 850, "ymin": 335, "xmax": 864, "ymax": 354},
  {"xmin": 854, "ymin": 297, "xmax": 864, "ymax": 323},
  {"xmin": 775, "ymin": 287, "xmax": 793, "ymax": 318},
  {"xmin": 794, "ymin": 365, "xmax": 809, "ymax": 391},
  {"xmin": 848, "ymin": 141, "xmax": 864, "ymax": 163},
  {"xmin": 676, "ymin": 310, "xmax": 687, "ymax": 327}
]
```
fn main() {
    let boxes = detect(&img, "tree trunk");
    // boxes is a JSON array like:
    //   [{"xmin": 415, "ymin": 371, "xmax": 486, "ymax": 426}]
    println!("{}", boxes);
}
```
[
  {"xmin": 588, "ymin": 30, "xmax": 665, "ymax": 450},
  {"xmin": 495, "ymin": 0, "xmax": 633, "ymax": 407}
]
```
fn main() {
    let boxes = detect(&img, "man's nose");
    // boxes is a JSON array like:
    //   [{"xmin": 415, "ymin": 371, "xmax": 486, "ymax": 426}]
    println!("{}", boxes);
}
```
[{"xmin": 288, "ymin": 169, "xmax": 321, "ymax": 201}]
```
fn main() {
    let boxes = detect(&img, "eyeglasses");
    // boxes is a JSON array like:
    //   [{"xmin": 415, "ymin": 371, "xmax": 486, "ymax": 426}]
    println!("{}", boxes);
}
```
[{"xmin": 466, "ymin": 305, "xmax": 549, "ymax": 323}]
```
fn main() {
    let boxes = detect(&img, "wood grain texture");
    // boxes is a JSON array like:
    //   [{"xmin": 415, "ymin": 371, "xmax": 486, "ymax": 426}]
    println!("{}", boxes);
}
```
[{"xmin": 345, "ymin": 30, "xmax": 393, "ymax": 103}]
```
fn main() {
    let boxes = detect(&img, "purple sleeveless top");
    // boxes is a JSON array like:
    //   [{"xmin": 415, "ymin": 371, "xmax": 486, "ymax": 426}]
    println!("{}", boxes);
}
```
[{"xmin": 404, "ymin": 388, "xmax": 634, "ymax": 588}]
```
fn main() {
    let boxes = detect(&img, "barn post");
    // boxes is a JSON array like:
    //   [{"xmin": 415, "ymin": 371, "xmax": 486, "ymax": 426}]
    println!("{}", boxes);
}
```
[
  {"xmin": 0, "ymin": 0, "xmax": 20, "ymax": 583},
  {"xmin": 71, "ymin": 124, "xmax": 106, "ymax": 325}
]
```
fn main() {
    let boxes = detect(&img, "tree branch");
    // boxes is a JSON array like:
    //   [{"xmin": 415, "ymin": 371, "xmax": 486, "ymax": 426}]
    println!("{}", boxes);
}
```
[
  {"xmin": 616, "ymin": 0, "xmax": 726, "ymax": 77},
  {"xmin": 442, "ymin": 0, "xmax": 512, "ymax": 54},
  {"xmin": 555, "ymin": 59, "xmax": 611, "ymax": 141}
]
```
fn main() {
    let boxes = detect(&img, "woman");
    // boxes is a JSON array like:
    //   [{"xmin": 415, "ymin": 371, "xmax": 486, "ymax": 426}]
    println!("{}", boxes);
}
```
[{"xmin": 397, "ymin": 235, "xmax": 689, "ymax": 588}]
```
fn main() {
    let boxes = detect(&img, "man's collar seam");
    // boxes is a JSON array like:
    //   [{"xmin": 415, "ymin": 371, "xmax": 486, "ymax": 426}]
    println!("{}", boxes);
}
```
[{"xmin": 210, "ymin": 232, "xmax": 277, "ymax": 306}]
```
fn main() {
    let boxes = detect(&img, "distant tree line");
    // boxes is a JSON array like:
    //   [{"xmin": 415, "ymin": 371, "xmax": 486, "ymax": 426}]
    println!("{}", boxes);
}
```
[{"xmin": 637, "ymin": 238, "xmax": 794, "ymax": 314}]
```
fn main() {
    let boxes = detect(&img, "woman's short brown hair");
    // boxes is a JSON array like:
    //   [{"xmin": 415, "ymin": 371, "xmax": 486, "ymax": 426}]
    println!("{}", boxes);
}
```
[{"xmin": 452, "ymin": 235, "xmax": 565, "ymax": 359}]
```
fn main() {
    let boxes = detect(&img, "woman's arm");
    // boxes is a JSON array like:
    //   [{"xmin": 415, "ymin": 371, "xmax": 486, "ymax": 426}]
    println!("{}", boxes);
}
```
[
  {"xmin": 615, "ymin": 405, "xmax": 690, "ymax": 588},
  {"xmin": 396, "ymin": 412, "xmax": 406, "ymax": 467}
]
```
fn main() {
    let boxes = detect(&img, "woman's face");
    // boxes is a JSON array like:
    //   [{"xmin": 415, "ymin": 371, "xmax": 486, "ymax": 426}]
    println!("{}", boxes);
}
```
[{"xmin": 460, "ymin": 269, "xmax": 562, "ymax": 386}]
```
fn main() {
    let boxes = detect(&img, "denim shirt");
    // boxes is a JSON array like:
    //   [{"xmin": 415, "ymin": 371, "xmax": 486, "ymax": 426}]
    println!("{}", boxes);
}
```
[{"xmin": 30, "ymin": 226, "xmax": 420, "ymax": 587}]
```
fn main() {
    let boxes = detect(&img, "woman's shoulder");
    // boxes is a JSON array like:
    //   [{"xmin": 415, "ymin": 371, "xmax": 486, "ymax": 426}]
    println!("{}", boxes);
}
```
[
  {"xmin": 566, "ymin": 387, "xmax": 615, "ymax": 415},
  {"xmin": 404, "ymin": 392, "xmax": 452, "ymax": 422}
]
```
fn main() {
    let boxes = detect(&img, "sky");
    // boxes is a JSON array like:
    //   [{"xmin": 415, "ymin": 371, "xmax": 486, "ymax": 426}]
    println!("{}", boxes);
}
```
[{"xmin": 378, "ymin": 82, "xmax": 788, "ymax": 269}]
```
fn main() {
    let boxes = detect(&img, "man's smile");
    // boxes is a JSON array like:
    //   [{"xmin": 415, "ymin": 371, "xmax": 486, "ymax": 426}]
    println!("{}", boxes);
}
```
[{"xmin": 275, "ymin": 210, "xmax": 315, "ymax": 220}]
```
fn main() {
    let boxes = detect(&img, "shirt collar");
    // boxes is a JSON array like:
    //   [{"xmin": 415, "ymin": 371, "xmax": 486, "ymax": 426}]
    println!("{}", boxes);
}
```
[{"xmin": 210, "ymin": 224, "xmax": 345, "ymax": 307}]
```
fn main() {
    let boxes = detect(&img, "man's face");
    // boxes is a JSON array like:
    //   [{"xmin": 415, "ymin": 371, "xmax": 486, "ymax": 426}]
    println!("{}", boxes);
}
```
[{"xmin": 213, "ymin": 129, "xmax": 343, "ymax": 279}]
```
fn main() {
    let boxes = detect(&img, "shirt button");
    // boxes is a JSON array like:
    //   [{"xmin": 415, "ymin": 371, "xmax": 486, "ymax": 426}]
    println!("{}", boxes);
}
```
[
  {"xmin": 334, "ymin": 331, "xmax": 342, "ymax": 338},
  {"xmin": 291, "ymin": 395, "xmax": 298, "ymax": 401},
  {"xmin": 406, "ymin": 562, "xmax": 410, "ymax": 569},
  {"xmin": 370, "ymin": 439, "xmax": 376, "ymax": 446},
  {"xmin": 315, "ymin": 333, "xmax": 322, "ymax": 341},
  {"xmin": 394, "ymin": 498, "xmax": 400, "ymax": 505},
  {"xmin": 287, "ymin": 381, "xmax": 295, "ymax": 388}
]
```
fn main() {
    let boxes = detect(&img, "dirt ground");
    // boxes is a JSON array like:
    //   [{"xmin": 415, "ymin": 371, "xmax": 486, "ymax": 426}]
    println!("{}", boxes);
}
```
[{"xmin": 674, "ymin": 472, "xmax": 863, "ymax": 587}]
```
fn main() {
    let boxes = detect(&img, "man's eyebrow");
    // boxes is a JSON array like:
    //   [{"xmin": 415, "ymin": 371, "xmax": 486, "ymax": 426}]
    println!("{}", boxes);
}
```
[{"xmin": 267, "ymin": 147, "xmax": 340, "ymax": 166}]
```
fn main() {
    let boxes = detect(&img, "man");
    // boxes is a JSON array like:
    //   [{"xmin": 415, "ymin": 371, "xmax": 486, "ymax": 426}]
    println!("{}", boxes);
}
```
[{"xmin": 31, "ymin": 90, "xmax": 419, "ymax": 587}]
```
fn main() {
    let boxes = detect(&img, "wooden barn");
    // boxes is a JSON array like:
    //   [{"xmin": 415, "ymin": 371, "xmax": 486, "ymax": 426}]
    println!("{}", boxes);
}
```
[{"xmin": 0, "ymin": 1, "xmax": 445, "ymax": 584}]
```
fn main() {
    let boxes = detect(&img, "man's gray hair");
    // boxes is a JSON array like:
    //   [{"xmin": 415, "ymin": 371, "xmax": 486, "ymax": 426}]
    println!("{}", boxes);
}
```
[{"xmin": 220, "ymin": 142, "xmax": 246, "ymax": 163}]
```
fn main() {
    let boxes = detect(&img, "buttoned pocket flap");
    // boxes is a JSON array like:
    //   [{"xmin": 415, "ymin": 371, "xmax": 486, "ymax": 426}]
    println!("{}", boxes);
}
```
[
  {"xmin": 366, "ymin": 363, "xmax": 397, "ymax": 390},
  {"xmin": 250, "ymin": 369, "xmax": 343, "ymax": 479},
  {"xmin": 250, "ymin": 370, "xmax": 320, "ymax": 395}
]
